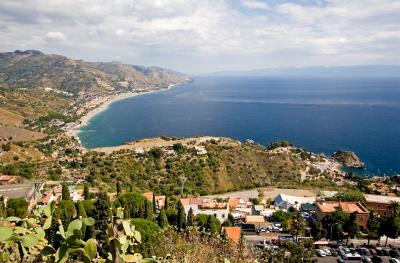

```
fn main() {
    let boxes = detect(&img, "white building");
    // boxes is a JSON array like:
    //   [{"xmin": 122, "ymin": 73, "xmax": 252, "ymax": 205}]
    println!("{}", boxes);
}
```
[
  {"xmin": 181, "ymin": 197, "xmax": 229, "ymax": 223},
  {"xmin": 274, "ymin": 194, "xmax": 316, "ymax": 210},
  {"xmin": 194, "ymin": 146, "xmax": 207, "ymax": 155}
]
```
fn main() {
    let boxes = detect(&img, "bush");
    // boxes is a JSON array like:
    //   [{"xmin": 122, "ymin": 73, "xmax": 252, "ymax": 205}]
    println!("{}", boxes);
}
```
[
  {"xmin": 6, "ymin": 198, "xmax": 28, "ymax": 218},
  {"xmin": 131, "ymin": 218, "xmax": 160, "ymax": 256}
]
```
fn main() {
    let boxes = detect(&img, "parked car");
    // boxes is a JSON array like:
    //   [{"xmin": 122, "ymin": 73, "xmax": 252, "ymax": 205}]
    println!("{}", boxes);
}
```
[
  {"xmin": 390, "ymin": 258, "xmax": 400, "ymax": 263},
  {"xmin": 323, "ymin": 248, "xmax": 332, "ymax": 256},
  {"xmin": 330, "ymin": 248, "xmax": 338, "ymax": 257},
  {"xmin": 383, "ymin": 249, "xmax": 391, "ymax": 256},
  {"xmin": 371, "ymin": 255, "xmax": 383, "ymax": 263},
  {"xmin": 337, "ymin": 259, "xmax": 345, "ymax": 263},
  {"xmin": 362, "ymin": 256, "xmax": 372, "ymax": 263},
  {"xmin": 369, "ymin": 249, "xmax": 377, "ymax": 255},
  {"xmin": 316, "ymin": 249, "xmax": 327, "ymax": 257},
  {"xmin": 390, "ymin": 249, "xmax": 400, "ymax": 258},
  {"xmin": 376, "ymin": 249, "xmax": 384, "ymax": 256}
]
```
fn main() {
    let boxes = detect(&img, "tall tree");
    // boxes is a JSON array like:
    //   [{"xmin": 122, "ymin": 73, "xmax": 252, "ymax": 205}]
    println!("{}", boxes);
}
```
[
  {"xmin": 311, "ymin": 221, "xmax": 325, "ymax": 241},
  {"xmin": 187, "ymin": 207, "xmax": 195, "ymax": 227},
  {"xmin": 384, "ymin": 202, "xmax": 400, "ymax": 247},
  {"xmin": 206, "ymin": 215, "xmax": 221, "ymax": 234},
  {"xmin": 344, "ymin": 212, "xmax": 359, "ymax": 245},
  {"xmin": 289, "ymin": 212, "xmax": 305, "ymax": 242},
  {"xmin": 145, "ymin": 199, "xmax": 154, "ymax": 221},
  {"xmin": 61, "ymin": 183, "xmax": 70, "ymax": 200},
  {"xmin": 77, "ymin": 201, "xmax": 87, "ymax": 218},
  {"xmin": 0, "ymin": 195, "xmax": 6, "ymax": 218},
  {"xmin": 177, "ymin": 200, "xmax": 186, "ymax": 231},
  {"xmin": 164, "ymin": 196, "xmax": 169, "ymax": 209},
  {"xmin": 93, "ymin": 192, "xmax": 110, "ymax": 257},
  {"xmin": 157, "ymin": 207, "xmax": 169, "ymax": 228},
  {"xmin": 116, "ymin": 181, "xmax": 122, "ymax": 197},
  {"xmin": 152, "ymin": 193, "xmax": 157, "ymax": 213},
  {"xmin": 83, "ymin": 183, "xmax": 90, "ymax": 200},
  {"xmin": 367, "ymin": 212, "xmax": 381, "ymax": 246}
]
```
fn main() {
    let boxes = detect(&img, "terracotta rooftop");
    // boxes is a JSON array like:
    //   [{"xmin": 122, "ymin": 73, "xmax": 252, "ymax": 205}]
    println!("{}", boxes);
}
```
[
  {"xmin": 223, "ymin": 227, "xmax": 241, "ymax": 243},
  {"xmin": 317, "ymin": 201, "xmax": 368, "ymax": 214},
  {"xmin": 245, "ymin": 215, "xmax": 265, "ymax": 223},
  {"xmin": 180, "ymin": 198, "xmax": 203, "ymax": 206}
]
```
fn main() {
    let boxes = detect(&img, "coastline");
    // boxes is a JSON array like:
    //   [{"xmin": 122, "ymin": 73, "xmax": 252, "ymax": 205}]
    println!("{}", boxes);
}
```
[{"xmin": 66, "ymin": 83, "xmax": 183, "ymax": 147}]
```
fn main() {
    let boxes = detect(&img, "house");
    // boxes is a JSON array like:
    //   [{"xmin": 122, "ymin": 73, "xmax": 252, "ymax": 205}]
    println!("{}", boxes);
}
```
[
  {"xmin": 300, "ymin": 203, "xmax": 316, "ymax": 213},
  {"xmin": 194, "ymin": 146, "xmax": 207, "ymax": 155},
  {"xmin": 134, "ymin": 148, "xmax": 145, "ymax": 155},
  {"xmin": 315, "ymin": 201, "xmax": 369, "ymax": 228},
  {"xmin": 244, "ymin": 215, "xmax": 267, "ymax": 229},
  {"xmin": 228, "ymin": 197, "xmax": 252, "ymax": 209},
  {"xmin": 73, "ymin": 174, "xmax": 86, "ymax": 183},
  {"xmin": 180, "ymin": 197, "xmax": 229, "ymax": 223},
  {"xmin": 364, "ymin": 194, "xmax": 400, "ymax": 217},
  {"xmin": 222, "ymin": 226, "xmax": 241, "ymax": 244},
  {"xmin": 0, "ymin": 175, "xmax": 19, "ymax": 185},
  {"xmin": 274, "ymin": 194, "xmax": 316, "ymax": 210},
  {"xmin": 0, "ymin": 182, "xmax": 43, "ymax": 211},
  {"xmin": 162, "ymin": 149, "xmax": 176, "ymax": 156},
  {"xmin": 143, "ymin": 192, "xmax": 166, "ymax": 209},
  {"xmin": 42, "ymin": 190, "xmax": 57, "ymax": 205}
]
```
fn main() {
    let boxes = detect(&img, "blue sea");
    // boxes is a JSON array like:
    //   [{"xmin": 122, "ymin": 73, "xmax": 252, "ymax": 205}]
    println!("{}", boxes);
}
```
[{"xmin": 79, "ymin": 76, "xmax": 400, "ymax": 176}]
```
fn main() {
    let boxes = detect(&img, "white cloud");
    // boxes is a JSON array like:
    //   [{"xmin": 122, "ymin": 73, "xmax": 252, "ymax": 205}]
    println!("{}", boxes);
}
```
[
  {"xmin": 45, "ymin": 31, "xmax": 66, "ymax": 42},
  {"xmin": 241, "ymin": 0, "xmax": 269, "ymax": 10},
  {"xmin": 0, "ymin": 0, "xmax": 399, "ymax": 73}
]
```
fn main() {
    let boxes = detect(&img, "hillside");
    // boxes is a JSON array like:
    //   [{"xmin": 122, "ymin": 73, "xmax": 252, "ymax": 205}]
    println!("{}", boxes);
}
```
[
  {"xmin": 1, "ymin": 137, "xmax": 344, "ymax": 195},
  {"xmin": 0, "ymin": 50, "xmax": 188, "ymax": 142}
]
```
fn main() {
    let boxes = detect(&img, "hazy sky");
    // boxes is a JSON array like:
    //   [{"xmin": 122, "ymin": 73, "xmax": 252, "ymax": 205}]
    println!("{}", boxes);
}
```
[{"xmin": 1, "ymin": 0, "xmax": 400, "ymax": 74}]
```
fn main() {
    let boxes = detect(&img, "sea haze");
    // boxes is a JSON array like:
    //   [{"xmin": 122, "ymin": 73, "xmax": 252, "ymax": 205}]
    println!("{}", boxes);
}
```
[{"xmin": 79, "ymin": 76, "xmax": 400, "ymax": 176}]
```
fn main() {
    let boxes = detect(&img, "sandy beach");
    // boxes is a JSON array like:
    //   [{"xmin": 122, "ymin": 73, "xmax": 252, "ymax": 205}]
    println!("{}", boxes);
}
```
[{"xmin": 66, "ymin": 83, "xmax": 182, "ymax": 144}]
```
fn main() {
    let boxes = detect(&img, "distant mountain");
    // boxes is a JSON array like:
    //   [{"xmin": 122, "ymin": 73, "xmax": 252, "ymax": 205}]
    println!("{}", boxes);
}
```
[
  {"xmin": 208, "ymin": 65, "xmax": 400, "ymax": 78},
  {"xmin": 0, "ymin": 50, "xmax": 189, "ymax": 135},
  {"xmin": 0, "ymin": 50, "xmax": 188, "ymax": 95}
]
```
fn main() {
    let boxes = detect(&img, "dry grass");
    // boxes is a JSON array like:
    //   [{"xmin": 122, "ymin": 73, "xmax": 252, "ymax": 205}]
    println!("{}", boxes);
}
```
[
  {"xmin": 0, "ymin": 108, "xmax": 24, "ymax": 127},
  {"xmin": 0, "ymin": 126, "xmax": 46, "ymax": 142}
]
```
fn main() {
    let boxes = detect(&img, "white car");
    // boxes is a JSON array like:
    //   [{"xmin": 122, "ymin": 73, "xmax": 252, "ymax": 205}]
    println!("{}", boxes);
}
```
[
  {"xmin": 391, "ymin": 258, "xmax": 400, "ymax": 263},
  {"xmin": 316, "ymin": 249, "xmax": 327, "ymax": 257},
  {"xmin": 323, "ymin": 248, "xmax": 332, "ymax": 256}
]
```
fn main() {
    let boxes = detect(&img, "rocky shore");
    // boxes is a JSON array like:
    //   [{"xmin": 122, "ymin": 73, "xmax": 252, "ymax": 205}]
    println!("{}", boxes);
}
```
[{"xmin": 332, "ymin": 150, "xmax": 365, "ymax": 169}]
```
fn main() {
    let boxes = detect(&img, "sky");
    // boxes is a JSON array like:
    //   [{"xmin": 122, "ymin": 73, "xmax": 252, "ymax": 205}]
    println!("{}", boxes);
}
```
[{"xmin": 0, "ymin": 0, "xmax": 400, "ymax": 74}]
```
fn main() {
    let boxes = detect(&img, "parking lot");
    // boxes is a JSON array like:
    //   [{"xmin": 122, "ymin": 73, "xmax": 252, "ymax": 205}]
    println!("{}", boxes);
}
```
[{"xmin": 316, "ymin": 256, "xmax": 391, "ymax": 263}]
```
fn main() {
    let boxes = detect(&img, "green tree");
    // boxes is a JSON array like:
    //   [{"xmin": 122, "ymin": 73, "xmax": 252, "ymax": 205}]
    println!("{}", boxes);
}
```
[
  {"xmin": 206, "ymin": 215, "xmax": 221, "ymax": 235},
  {"xmin": 367, "ymin": 212, "xmax": 381, "ymax": 246},
  {"xmin": 157, "ymin": 207, "xmax": 169, "ymax": 228},
  {"xmin": 6, "ymin": 198, "xmax": 28, "ymax": 218},
  {"xmin": 144, "ymin": 199, "xmax": 154, "ymax": 221},
  {"xmin": 77, "ymin": 201, "xmax": 87, "ymax": 218},
  {"xmin": 61, "ymin": 183, "xmax": 70, "ymax": 200},
  {"xmin": 272, "ymin": 210, "xmax": 290, "ymax": 222},
  {"xmin": 83, "ymin": 183, "xmax": 90, "ymax": 200},
  {"xmin": 344, "ymin": 212, "xmax": 359, "ymax": 244},
  {"xmin": 177, "ymin": 200, "xmax": 186, "ymax": 231},
  {"xmin": 116, "ymin": 181, "xmax": 122, "ymax": 196},
  {"xmin": 311, "ymin": 221, "xmax": 325, "ymax": 241},
  {"xmin": 131, "ymin": 218, "xmax": 160, "ymax": 257},
  {"xmin": 187, "ymin": 207, "xmax": 195, "ymax": 227},
  {"xmin": 0, "ymin": 195, "xmax": 6, "ymax": 218},
  {"xmin": 165, "ymin": 208, "xmax": 178, "ymax": 226},
  {"xmin": 289, "ymin": 212, "xmax": 305, "ymax": 242},
  {"xmin": 114, "ymin": 192, "xmax": 146, "ymax": 219},
  {"xmin": 152, "ymin": 194, "xmax": 156, "ymax": 213},
  {"xmin": 54, "ymin": 200, "xmax": 76, "ymax": 227},
  {"xmin": 384, "ymin": 202, "xmax": 400, "ymax": 246},
  {"xmin": 93, "ymin": 192, "xmax": 110, "ymax": 257}
]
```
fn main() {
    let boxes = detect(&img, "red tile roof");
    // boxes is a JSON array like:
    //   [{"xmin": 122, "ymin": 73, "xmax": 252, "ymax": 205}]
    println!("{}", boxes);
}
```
[{"xmin": 223, "ymin": 227, "xmax": 241, "ymax": 243}]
